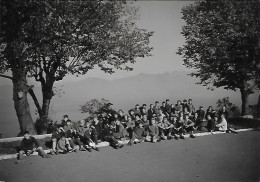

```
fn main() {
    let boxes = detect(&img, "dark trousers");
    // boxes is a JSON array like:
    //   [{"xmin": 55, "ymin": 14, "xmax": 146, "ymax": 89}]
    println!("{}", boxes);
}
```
[
  {"xmin": 195, "ymin": 120, "xmax": 203, "ymax": 130},
  {"xmin": 69, "ymin": 138, "xmax": 83, "ymax": 148},
  {"xmin": 103, "ymin": 136, "xmax": 119, "ymax": 146},
  {"xmin": 159, "ymin": 128, "xmax": 172, "ymax": 136},
  {"xmin": 207, "ymin": 120, "xmax": 216, "ymax": 131}
]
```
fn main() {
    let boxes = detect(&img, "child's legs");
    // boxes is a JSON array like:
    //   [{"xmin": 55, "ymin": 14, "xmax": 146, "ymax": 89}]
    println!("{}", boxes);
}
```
[
  {"xmin": 185, "ymin": 126, "xmax": 194, "ymax": 134},
  {"xmin": 165, "ymin": 128, "xmax": 172, "ymax": 136},
  {"xmin": 68, "ymin": 139, "xmax": 75, "ymax": 148},
  {"xmin": 52, "ymin": 138, "xmax": 57, "ymax": 151},
  {"xmin": 36, "ymin": 146, "xmax": 47, "ymax": 156},
  {"xmin": 18, "ymin": 150, "xmax": 25, "ymax": 159},
  {"xmin": 91, "ymin": 134, "xmax": 99, "ymax": 145},
  {"xmin": 74, "ymin": 138, "xmax": 84, "ymax": 148}
]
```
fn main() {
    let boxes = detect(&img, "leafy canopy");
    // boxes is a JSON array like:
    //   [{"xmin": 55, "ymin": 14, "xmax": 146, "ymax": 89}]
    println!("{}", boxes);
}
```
[
  {"xmin": 80, "ymin": 98, "xmax": 116, "ymax": 117},
  {"xmin": 0, "ymin": 0, "xmax": 153, "ymax": 83},
  {"xmin": 177, "ymin": 0, "xmax": 260, "ymax": 92}
]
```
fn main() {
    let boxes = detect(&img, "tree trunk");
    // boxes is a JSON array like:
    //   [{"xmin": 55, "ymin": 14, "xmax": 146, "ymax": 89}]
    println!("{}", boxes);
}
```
[
  {"xmin": 41, "ymin": 82, "xmax": 55, "ymax": 119},
  {"xmin": 12, "ymin": 68, "xmax": 36, "ymax": 135},
  {"xmin": 240, "ymin": 81, "xmax": 250, "ymax": 116},
  {"xmin": 257, "ymin": 94, "xmax": 260, "ymax": 118}
]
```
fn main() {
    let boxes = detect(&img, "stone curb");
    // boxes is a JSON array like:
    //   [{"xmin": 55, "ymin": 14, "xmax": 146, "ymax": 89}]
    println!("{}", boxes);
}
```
[
  {"xmin": 0, "ymin": 134, "xmax": 52, "ymax": 143},
  {"xmin": 0, "ymin": 128, "xmax": 256, "ymax": 161}
]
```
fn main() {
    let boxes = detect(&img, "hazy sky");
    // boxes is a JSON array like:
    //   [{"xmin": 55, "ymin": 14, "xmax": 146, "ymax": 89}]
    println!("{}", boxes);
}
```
[{"xmin": 61, "ymin": 1, "xmax": 194, "ymax": 82}]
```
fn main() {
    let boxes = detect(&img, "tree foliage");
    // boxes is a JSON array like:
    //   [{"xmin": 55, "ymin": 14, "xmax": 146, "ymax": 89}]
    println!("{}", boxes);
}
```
[
  {"xmin": 216, "ymin": 97, "xmax": 240, "ymax": 117},
  {"xmin": 1, "ymin": 0, "xmax": 153, "ymax": 124},
  {"xmin": 26, "ymin": 0, "xmax": 153, "ymax": 119},
  {"xmin": 177, "ymin": 0, "xmax": 260, "ymax": 115},
  {"xmin": 80, "ymin": 98, "xmax": 115, "ymax": 117}
]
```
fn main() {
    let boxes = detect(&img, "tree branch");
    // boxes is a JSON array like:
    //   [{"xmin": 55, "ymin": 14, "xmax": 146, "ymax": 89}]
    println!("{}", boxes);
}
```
[
  {"xmin": 0, "ymin": 74, "xmax": 13, "ymax": 80},
  {"xmin": 28, "ymin": 86, "xmax": 43, "ymax": 117}
]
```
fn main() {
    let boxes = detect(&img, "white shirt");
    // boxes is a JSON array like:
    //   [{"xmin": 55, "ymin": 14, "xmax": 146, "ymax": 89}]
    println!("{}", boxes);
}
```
[{"xmin": 216, "ymin": 118, "xmax": 227, "ymax": 131}]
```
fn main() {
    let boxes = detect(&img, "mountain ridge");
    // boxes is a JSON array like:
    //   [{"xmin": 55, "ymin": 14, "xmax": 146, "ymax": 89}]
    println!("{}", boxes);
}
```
[{"xmin": 0, "ymin": 71, "xmax": 257, "ymax": 138}]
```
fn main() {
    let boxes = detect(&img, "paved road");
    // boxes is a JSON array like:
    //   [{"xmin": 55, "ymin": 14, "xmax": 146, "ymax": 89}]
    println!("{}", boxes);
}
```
[{"xmin": 0, "ymin": 131, "xmax": 259, "ymax": 182}]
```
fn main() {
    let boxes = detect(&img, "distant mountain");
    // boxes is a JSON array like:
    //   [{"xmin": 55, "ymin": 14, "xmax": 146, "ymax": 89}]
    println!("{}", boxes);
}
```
[{"xmin": 0, "ymin": 71, "xmax": 258, "ymax": 138}]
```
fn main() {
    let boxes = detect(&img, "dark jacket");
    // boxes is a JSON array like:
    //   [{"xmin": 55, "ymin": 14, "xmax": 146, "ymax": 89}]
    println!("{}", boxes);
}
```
[{"xmin": 21, "ymin": 136, "xmax": 39, "ymax": 151}]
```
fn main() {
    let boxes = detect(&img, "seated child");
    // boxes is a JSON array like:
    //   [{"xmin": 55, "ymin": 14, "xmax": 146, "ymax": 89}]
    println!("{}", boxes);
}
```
[
  {"xmin": 128, "ymin": 121, "xmax": 147, "ymax": 145},
  {"xmin": 183, "ymin": 114, "xmax": 196, "ymax": 138},
  {"xmin": 92, "ymin": 116, "xmax": 103, "ymax": 141},
  {"xmin": 158, "ymin": 116, "xmax": 173, "ymax": 140},
  {"xmin": 146, "ymin": 118, "xmax": 160, "ymax": 143},
  {"xmin": 18, "ymin": 131, "xmax": 50, "ymax": 160},
  {"xmin": 124, "ymin": 116, "xmax": 135, "ymax": 138},
  {"xmin": 112, "ymin": 119, "xmax": 125, "ymax": 139},
  {"xmin": 206, "ymin": 114, "xmax": 215, "ymax": 133},
  {"xmin": 65, "ymin": 127, "xmax": 86, "ymax": 152},
  {"xmin": 83, "ymin": 122, "xmax": 99, "ymax": 152},
  {"xmin": 175, "ymin": 113, "xmax": 185, "ymax": 139},
  {"xmin": 103, "ymin": 124, "xmax": 124, "ymax": 149},
  {"xmin": 141, "ymin": 115, "xmax": 150, "ymax": 131},
  {"xmin": 49, "ymin": 127, "xmax": 72, "ymax": 154},
  {"xmin": 56, "ymin": 132, "xmax": 72, "ymax": 154},
  {"xmin": 215, "ymin": 114, "xmax": 228, "ymax": 132},
  {"xmin": 215, "ymin": 114, "xmax": 238, "ymax": 134},
  {"xmin": 169, "ymin": 115, "xmax": 180, "ymax": 140}
]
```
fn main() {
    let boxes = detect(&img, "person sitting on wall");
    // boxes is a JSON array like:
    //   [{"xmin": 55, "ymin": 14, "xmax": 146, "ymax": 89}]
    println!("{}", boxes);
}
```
[{"xmin": 18, "ymin": 131, "xmax": 51, "ymax": 160}]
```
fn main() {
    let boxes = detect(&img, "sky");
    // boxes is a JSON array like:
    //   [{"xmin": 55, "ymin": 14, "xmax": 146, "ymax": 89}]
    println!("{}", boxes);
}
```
[{"xmin": 59, "ymin": 1, "xmax": 194, "ymax": 82}]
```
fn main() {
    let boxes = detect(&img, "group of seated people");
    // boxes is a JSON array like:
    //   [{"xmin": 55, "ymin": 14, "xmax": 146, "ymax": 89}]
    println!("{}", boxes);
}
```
[{"xmin": 18, "ymin": 99, "xmax": 233, "ymax": 160}]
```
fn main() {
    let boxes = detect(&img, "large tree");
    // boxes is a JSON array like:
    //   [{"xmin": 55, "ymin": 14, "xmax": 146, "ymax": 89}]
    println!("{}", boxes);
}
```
[
  {"xmin": 0, "ymin": 1, "xmax": 42, "ymax": 134},
  {"xmin": 27, "ymin": 0, "xmax": 153, "ymax": 121},
  {"xmin": 0, "ymin": 0, "xmax": 153, "ymax": 134},
  {"xmin": 177, "ymin": 0, "xmax": 260, "ymax": 115}
]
